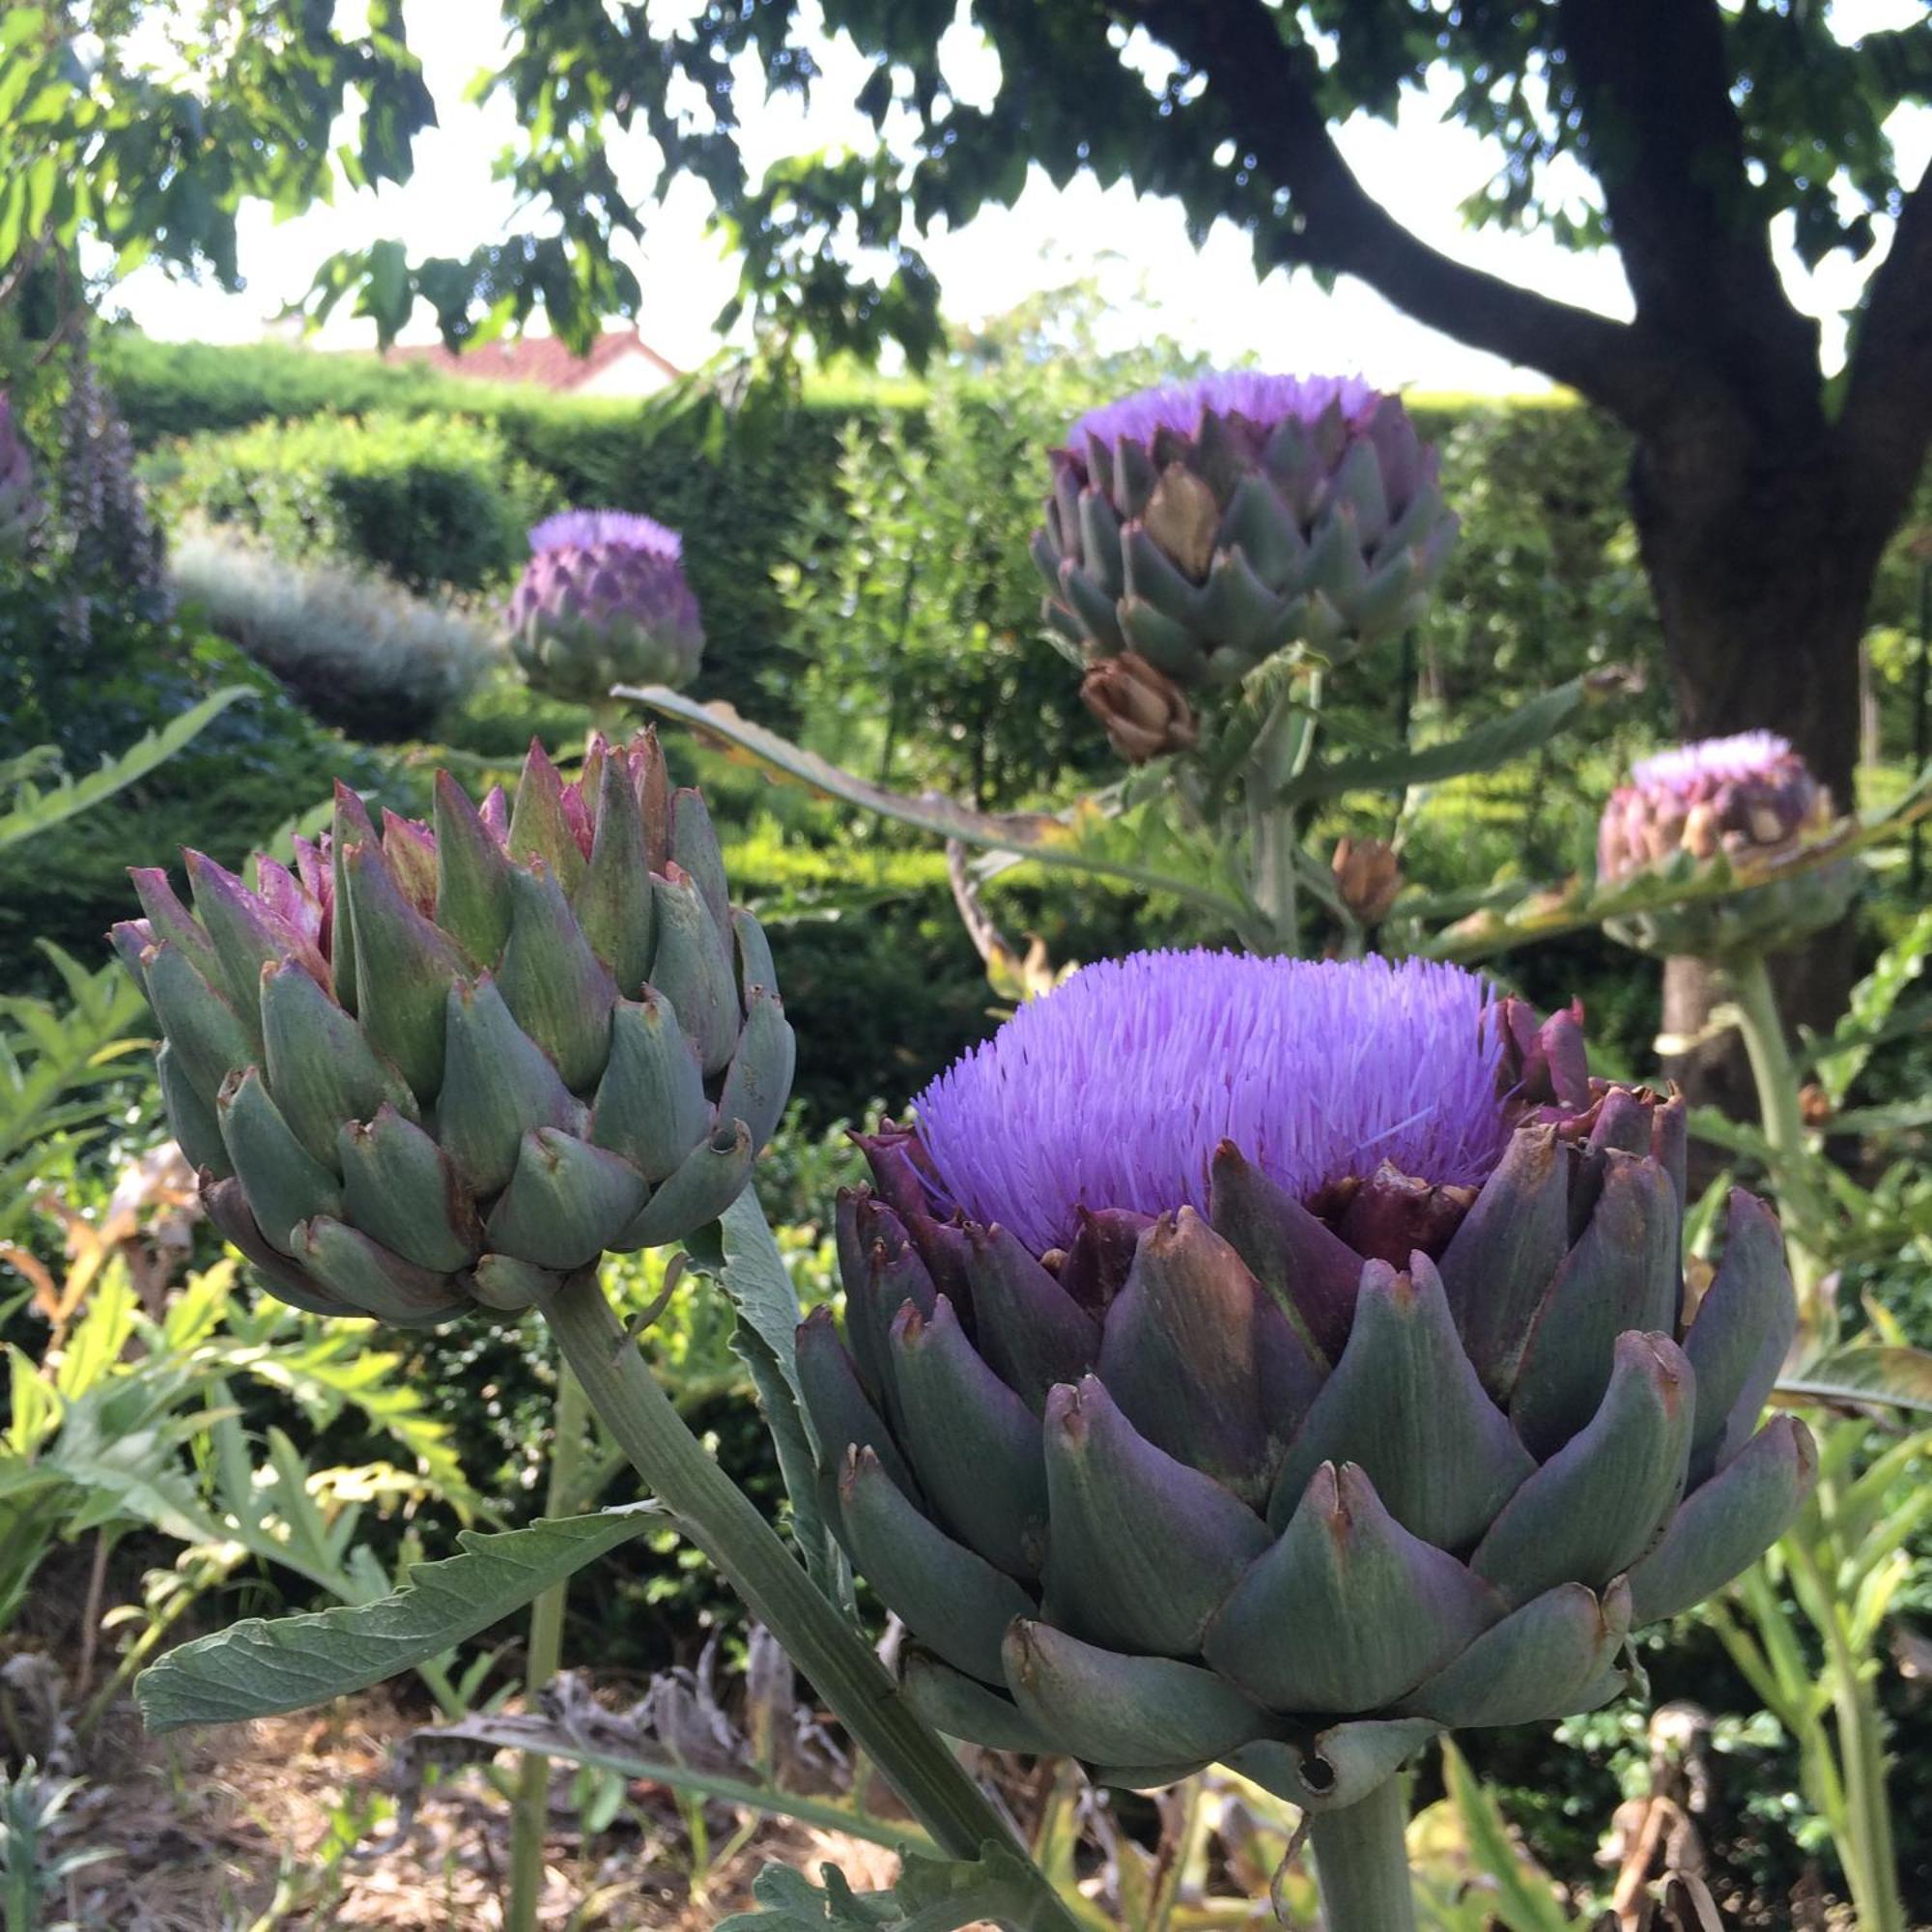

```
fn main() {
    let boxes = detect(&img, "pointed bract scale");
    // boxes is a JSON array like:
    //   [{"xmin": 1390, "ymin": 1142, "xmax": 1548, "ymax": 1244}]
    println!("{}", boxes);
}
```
[
  {"xmin": 1041, "ymin": 1377, "xmax": 1268, "ymax": 1656},
  {"xmin": 734, "ymin": 908, "xmax": 781, "ymax": 1003},
  {"xmin": 469, "ymin": 1252, "xmax": 562, "ymax": 1312},
  {"xmin": 573, "ymin": 748, "xmax": 655, "ymax": 995},
  {"xmin": 1628, "ymin": 1415, "xmax": 1816, "ymax": 1626},
  {"xmin": 1400, "ymin": 1580, "xmax": 1631, "ymax": 1727},
  {"xmin": 260, "ymin": 958, "xmax": 419, "ymax": 1166},
  {"xmin": 891, "ymin": 1297, "xmax": 1046, "ymax": 1578},
  {"xmin": 1682, "ymin": 1190, "xmax": 1798, "ymax": 1483},
  {"xmin": 590, "ymin": 992, "xmax": 713, "ymax": 1184},
  {"xmin": 1510, "ymin": 1153, "xmax": 1681, "ymax": 1460},
  {"xmin": 1436, "ymin": 1124, "xmax": 1568, "ymax": 1402},
  {"xmin": 432, "ymin": 769, "xmax": 514, "ymax": 969},
  {"xmin": 1097, "ymin": 1208, "xmax": 1284, "ymax": 1504},
  {"xmin": 215, "ymin": 1066, "xmax": 343, "ymax": 1255},
  {"xmin": 108, "ymin": 919, "xmax": 154, "ymax": 999},
  {"xmin": 128, "ymin": 867, "xmax": 222, "ymax": 990},
  {"xmin": 838, "ymin": 1448, "xmax": 1034, "ymax": 1684},
  {"xmin": 843, "ymin": 1201, "xmax": 938, "ymax": 1418},
  {"xmin": 156, "ymin": 1040, "xmax": 230, "ymax": 1179},
  {"xmin": 670, "ymin": 788, "xmax": 733, "ymax": 944},
  {"xmin": 203, "ymin": 1176, "xmax": 354, "ymax": 1318},
  {"xmin": 337, "ymin": 1105, "xmax": 481, "ymax": 1273},
  {"xmin": 484, "ymin": 1127, "xmax": 649, "ymax": 1270},
  {"xmin": 650, "ymin": 868, "xmax": 741, "ymax": 1078},
  {"xmin": 718, "ymin": 987, "xmax": 795, "ymax": 1156},
  {"xmin": 1228, "ymin": 1719, "xmax": 1442, "ymax": 1815},
  {"xmin": 1268, "ymin": 1257, "xmax": 1534, "ymax": 1549},
  {"xmin": 620, "ymin": 1120, "xmax": 753, "ymax": 1248},
  {"xmin": 963, "ymin": 1222, "xmax": 1100, "ymax": 1414},
  {"xmin": 1204, "ymin": 1463, "xmax": 1499, "ymax": 1714},
  {"xmin": 292, "ymin": 1216, "xmax": 469, "ymax": 1326},
  {"xmin": 899, "ymin": 1654, "xmax": 1054, "ymax": 1755},
  {"xmin": 1057, "ymin": 1207, "xmax": 1153, "ymax": 1316},
  {"xmin": 340, "ymin": 838, "xmax": 467, "ymax": 1102},
  {"xmin": 435, "ymin": 975, "xmax": 582, "ymax": 1196},
  {"xmin": 183, "ymin": 849, "xmax": 317, "ymax": 1032},
  {"xmin": 380, "ymin": 810, "xmax": 439, "ymax": 914},
  {"xmin": 1474, "ymin": 1332, "xmax": 1694, "ymax": 1607},
  {"xmin": 796, "ymin": 1307, "xmax": 922, "ymax": 1505},
  {"xmin": 506, "ymin": 739, "xmax": 588, "ymax": 895},
  {"xmin": 328, "ymin": 782, "xmax": 380, "ymax": 1015},
  {"xmin": 1003, "ymin": 1619, "xmax": 1265, "ymax": 1768},
  {"xmin": 142, "ymin": 942, "xmax": 254, "ymax": 1107},
  {"xmin": 1209, "ymin": 1142, "xmax": 1360, "ymax": 1363},
  {"xmin": 478, "ymin": 783, "xmax": 510, "ymax": 842},
  {"xmin": 496, "ymin": 861, "xmax": 618, "ymax": 1094}
]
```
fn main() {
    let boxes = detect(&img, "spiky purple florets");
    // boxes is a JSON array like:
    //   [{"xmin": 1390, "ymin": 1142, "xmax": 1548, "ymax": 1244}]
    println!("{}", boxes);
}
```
[
  {"xmin": 1631, "ymin": 731, "xmax": 1794, "ymax": 797},
  {"xmin": 913, "ymin": 951, "xmax": 1510, "ymax": 1252},
  {"xmin": 528, "ymin": 508, "xmax": 682, "ymax": 558},
  {"xmin": 1069, "ymin": 372, "xmax": 1382, "ymax": 454}
]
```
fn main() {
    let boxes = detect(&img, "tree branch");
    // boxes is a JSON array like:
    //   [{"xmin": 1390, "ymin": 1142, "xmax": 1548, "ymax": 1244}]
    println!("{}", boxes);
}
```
[
  {"xmin": 1121, "ymin": 0, "xmax": 1679, "ymax": 432},
  {"xmin": 1555, "ymin": 0, "xmax": 1821, "ymax": 421},
  {"xmin": 1839, "ymin": 156, "xmax": 1932, "ymax": 523}
]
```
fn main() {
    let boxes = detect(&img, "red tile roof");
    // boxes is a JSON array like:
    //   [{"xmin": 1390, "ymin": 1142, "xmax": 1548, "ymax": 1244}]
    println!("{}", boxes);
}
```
[{"xmin": 381, "ymin": 327, "xmax": 682, "ymax": 391}]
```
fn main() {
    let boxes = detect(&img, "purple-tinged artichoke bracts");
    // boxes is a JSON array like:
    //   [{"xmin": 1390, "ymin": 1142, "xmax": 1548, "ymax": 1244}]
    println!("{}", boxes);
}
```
[
  {"xmin": 1034, "ymin": 374, "xmax": 1458, "ymax": 693},
  {"xmin": 112, "ymin": 731, "xmax": 793, "ymax": 1325},
  {"xmin": 0, "ymin": 392, "xmax": 43, "ymax": 558},
  {"xmin": 799, "ymin": 953, "xmax": 1810, "ymax": 1808},
  {"xmin": 1598, "ymin": 732, "xmax": 1856, "ymax": 958},
  {"xmin": 509, "ymin": 509, "xmax": 705, "ymax": 706}
]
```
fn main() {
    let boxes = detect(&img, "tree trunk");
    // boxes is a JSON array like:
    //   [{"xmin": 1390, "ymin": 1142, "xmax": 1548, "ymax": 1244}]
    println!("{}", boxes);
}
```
[{"xmin": 1628, "ymin": 414, "xmax": 1894, "ymax": 1120}]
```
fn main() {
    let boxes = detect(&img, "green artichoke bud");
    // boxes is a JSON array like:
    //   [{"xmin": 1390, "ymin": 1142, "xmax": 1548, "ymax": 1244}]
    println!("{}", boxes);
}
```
[
  {"xmin": 112, "ymin": 731, "xmax": 793, "ymax": 1324},
  {"xmin": 508, "ymin": 510, "xmax": 704, "ymax": 705},
  {"xmin": 799, "ymin": 954, "xmax": 1809, "ymax": 1806},
  {"xmin": 0, "ymin": 392, "xmax": 44, "ymax": 558},
  {"xmin": 1598, "ymin": 732, "xmax": 1857, "ymax": 958},
  {"xmin": 1034, "ymin": 374, "xmax": 1457, "ymax": 691}
]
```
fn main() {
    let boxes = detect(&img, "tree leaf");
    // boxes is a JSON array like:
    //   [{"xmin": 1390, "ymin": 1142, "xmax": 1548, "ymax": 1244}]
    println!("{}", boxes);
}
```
[{"xmin": 136, "ymin": 1503, "xmax": 661, "ymax": 1731}]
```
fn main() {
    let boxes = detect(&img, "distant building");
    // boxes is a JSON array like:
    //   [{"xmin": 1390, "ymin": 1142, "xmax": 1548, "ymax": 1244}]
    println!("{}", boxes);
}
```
[{"xmin": 380, "ymin": 327, "xmax": 683, "ymax": 398}]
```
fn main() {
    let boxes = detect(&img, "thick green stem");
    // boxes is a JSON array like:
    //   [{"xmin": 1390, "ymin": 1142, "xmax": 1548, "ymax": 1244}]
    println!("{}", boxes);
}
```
[
  {"xmin": 541, "ymin": 1269, "xmax": 1081, "ymax": 1931},
  {"xmin": 1724, "ymin": 951, "xmax": 1830, "ymax": 1321},
  {"xmin": 1306, "ymin": 1779, "xmax": 1416, "ymax": 1932},
  {"xmin": 506, "ymin": 1357, "xmax": 589, "ymax": 1932}
]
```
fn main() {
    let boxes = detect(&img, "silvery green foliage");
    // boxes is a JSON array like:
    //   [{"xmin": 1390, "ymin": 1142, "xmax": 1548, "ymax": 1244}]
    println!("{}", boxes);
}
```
[{"xmin": 171, "ymin": 531, "xmax": 502, "ymax": 740}]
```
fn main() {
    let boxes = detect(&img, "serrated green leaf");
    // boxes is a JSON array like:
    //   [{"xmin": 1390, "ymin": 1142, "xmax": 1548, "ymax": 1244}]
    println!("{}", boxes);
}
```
[
  {"xmin": 136, "ymin": 1503, "xmax": 661, "ymax": 1731},
  {"xmin": 715, "ymin": 1839, "xmax": 1065, "ymax": 1932}
]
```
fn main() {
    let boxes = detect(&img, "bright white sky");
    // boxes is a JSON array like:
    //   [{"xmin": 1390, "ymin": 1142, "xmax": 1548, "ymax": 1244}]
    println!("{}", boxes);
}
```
[{"xmin": 113, "ymin": 0, "xmax": 1932, "ymax": 395}]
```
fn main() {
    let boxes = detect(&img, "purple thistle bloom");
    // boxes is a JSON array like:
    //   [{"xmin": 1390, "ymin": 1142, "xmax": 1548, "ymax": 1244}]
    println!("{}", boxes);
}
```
[
  {"xmin": 1069, "ymin": 372, "xmax": 1382, "ymax": 453},
  {"xmin": 1630, "ymin": 730, "xmax": 1796, "ymax": 796},
  {"xmin": 913, "ymin": 951, "xmax": 1510, "ymax": 1253},
  {"xmin": 528, "ymin": 507, "xmax": 682, "ymax": 558}
]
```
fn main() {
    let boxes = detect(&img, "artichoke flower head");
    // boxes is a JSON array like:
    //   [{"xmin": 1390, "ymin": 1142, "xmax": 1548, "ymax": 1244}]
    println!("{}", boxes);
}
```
[
  {"xmin": 1035, "ymin": 372, "xmax": 1457, "ymax": 694},
  {"xmin": 1599, "ymin": 731, "xmax": 1856, "ymax": 958},
  {"xmin": 801, "ymin": 952, "xmax": 1811, "ymax": 1807},
  {"xmin": 113, "ymin": 731, "xmax": 792, "ymax": 1325},
  {"xmin": 509, "ymin": 508, "xmax": 705, "ymax": 705}
]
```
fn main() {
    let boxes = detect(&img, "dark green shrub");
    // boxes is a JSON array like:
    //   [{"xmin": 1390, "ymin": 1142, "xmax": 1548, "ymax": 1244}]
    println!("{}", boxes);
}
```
[{"xmin": 156, "ymin": 411, "xmax": 555, "ymax": 593}]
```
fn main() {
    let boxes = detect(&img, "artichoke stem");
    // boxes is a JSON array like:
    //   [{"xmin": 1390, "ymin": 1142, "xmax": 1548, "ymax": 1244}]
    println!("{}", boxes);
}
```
[
  {"xmin": 1723, "ymin": 950, "xmax": 1830, "ymax": 1330},
  {"xmin": 507, "ymin": 1354, "xmax": 589, "ymax": 1932},
  {"xmin": 1306, "ymin": 1776, "xmax": 1417, "ymax": 1932},
  {"xmin": 540, "ymin": 1264, "xmax": 1085, "ymax": 1930}
]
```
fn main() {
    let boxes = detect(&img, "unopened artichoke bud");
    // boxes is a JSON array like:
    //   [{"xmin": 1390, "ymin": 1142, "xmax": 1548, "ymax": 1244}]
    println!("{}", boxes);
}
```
[
  {"xmin": 798, "ymin": 953, "xmax": 1809, "ymax": 1806},
  {"xmin": 1330, "ymin": 836, "xmax": 1401, "ymax": 926},
  {"xmin": 1034, "ymin": 373, "xmax": 1457, "ymax": 691},
  {"xmin": 509, "ymin": 510, "xmax": 705, "ymax": 706},
  {"xmin": 1080, "ymin": 651, "xmax": 1198, "ymax": 764},
  {"xmin": 1598, "ymin": 732, "xmax": 1857, "ymax": 958},
  {"xmin": 111, "ymin": 731, "xmax": 793, "ymax": 1325},
  {"xmin": 0, "ymin": 393, "xmax": 43, "ymax": 558}
]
